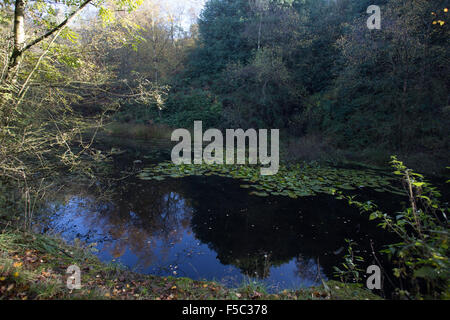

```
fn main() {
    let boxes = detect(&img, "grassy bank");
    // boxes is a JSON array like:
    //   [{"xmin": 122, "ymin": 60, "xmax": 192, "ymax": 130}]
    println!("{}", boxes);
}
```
[{"xmin": 0, "ymin": 228, "xmax": 381, "ymax": 300}]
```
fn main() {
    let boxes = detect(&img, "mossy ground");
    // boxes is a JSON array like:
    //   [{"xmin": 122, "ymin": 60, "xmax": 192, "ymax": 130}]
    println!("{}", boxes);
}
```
[{"xmin": 0, "ymin": 229, "xmax": 382, "ymax": 300}]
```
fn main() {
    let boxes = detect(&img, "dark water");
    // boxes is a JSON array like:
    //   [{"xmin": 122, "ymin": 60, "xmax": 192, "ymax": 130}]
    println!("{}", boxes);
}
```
[{"xmin": 42, "ymin": 137, "xmax": 403, "ymax": 293}]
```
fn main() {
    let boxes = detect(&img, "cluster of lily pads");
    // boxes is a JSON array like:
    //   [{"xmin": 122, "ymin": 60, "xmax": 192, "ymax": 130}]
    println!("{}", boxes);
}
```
[{"xmin": 137, "ymin": 161, "xmax": 406, "ymax": 198}]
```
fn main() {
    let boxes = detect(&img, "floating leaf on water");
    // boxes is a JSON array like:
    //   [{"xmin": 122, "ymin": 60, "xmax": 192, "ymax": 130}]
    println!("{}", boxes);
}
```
[
  {"xmin": 136, "ymin": 161, "xmax": 401, "ymax": 198},
  {"xmin": 249, "ymin": 191, "xmax": 269, "ymax": 197}
]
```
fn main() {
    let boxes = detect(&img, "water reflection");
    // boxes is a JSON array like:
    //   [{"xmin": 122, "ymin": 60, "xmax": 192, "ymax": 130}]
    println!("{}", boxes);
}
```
[
  {"xmin": 43, "ymin": 171, "xmax": 396, "ymax": 291},
  {"xmin": 48, "ymin": 180, "xmax": 194, "ymax": 270},
  {"xmin": 40, "ymin": 138, "xmax": 396, "ymax": 291}
]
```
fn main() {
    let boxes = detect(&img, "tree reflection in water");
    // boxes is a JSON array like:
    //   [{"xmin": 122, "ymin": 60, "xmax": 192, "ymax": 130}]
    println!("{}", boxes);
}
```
[
  {"xmin": 47, "ymin": 179, "xmax": 193, "ymax": 270},
  {"xmin": 42, "ymin": 145, "xmax": 394, "ymax": 291}
]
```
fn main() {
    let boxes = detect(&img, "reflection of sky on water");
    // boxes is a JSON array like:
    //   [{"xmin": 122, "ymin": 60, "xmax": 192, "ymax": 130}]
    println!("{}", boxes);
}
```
[{"xmin": 46, "ymin": 195, "xmax": 324, "ymax": 291}]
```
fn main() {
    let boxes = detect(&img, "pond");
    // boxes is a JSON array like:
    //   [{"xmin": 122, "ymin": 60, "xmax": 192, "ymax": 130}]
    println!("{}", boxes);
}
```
[{"xmin": 40, "ymin": 136, "xmax": 404, "ymax": 293}]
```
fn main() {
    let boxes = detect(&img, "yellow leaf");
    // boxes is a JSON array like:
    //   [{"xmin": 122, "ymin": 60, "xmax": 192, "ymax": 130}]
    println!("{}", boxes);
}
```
[
  {"xmin": 202, "ymin": 284, "xmax": 208, "ymax": 288},
  {"xmin": 13, "ymin": 272, "xmax": 19, "ymax": 277},
  {"xmin": 171, "ymin": 285, "xmax": 177, "ymax": 289},
  {"xmin": 13, "ymin": 262, "xmax": 23, "ymax": 268}
]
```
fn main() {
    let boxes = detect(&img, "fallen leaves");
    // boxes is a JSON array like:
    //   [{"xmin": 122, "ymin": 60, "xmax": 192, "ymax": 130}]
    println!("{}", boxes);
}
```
[
  {"xmin": 311, "ymin": 291, "xmax": 330, "ymax": 299},
  {"xmin": 251, "ymin": 291, "xmax": 263, "ymax": 299}
]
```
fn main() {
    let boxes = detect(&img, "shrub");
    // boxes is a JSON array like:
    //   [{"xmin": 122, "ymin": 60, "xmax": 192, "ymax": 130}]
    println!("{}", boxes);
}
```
[{"xmin": 339, "ymin": 157, "xmax": 449, "ymax": 299}]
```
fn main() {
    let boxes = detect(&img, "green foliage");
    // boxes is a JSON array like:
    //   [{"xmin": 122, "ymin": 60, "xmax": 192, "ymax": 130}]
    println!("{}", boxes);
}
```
[
  {"xmin": 219, "ymin": 48, "xmax": 300, "ymax": 128},
  {"xmin": 174, "ymin": 0, "xmax": 449, "ymax": 166},
  {"xmin": 321, "ymin": 0, "xmax": 449, "ymax": 152},
  {"xmin": 333, "ymin": 239, "xmax": 365, "ymax": 285},
  {"xmin": 161, "ymin": 90, "xmax": 222, "ymax": 129},
  {"xmin": 187, "ymin": 0, "xmax": 253, "ymax": 78},
  {"xmin": 113, "ymin": 88, "xmax": 222, "ymax": 129},
  {"xmin": 0, "ymin": 0, "xmax": 149, "ymax": 229},
  {"xmin": 341, "ymin": 156, "xmax": 449, "ymax": 299}
]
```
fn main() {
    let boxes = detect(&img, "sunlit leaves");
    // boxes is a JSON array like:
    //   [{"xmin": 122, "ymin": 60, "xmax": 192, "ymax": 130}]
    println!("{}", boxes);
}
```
[
  {"xmin": 60, "ymin": 28, "xmax": 79, "ymax": 43},
  {"xmin": 99, "ymin": 6, "xmax": 116, "ymax": 26}
]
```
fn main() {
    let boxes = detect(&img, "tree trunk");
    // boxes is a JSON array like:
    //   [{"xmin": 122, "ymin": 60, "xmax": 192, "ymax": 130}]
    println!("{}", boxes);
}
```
[
  {"xmin": 13, "ymin": 0, "xmax": 26, "ymax": 58},
  {"xmin": 5, "ymin": 0, "xmax": 26, "ymax": 81}
]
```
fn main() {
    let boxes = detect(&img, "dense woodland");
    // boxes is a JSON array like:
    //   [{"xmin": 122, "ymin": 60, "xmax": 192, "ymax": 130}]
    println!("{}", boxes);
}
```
[
  {"xmin": 114, "ymin": 0, "xmax": 450, "ymax": 170},
  {"xmin": 1, "ymin": 0, "xmax": 449, "ymax": 179},
  {"xmin": 0, "ymin": 0, "xmax": 449, "ymax": 300}
]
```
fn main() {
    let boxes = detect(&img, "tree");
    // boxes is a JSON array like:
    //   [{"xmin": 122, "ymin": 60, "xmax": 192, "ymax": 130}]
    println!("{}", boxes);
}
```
[
  {"xmin": 0, "ymin": 0, "xmax": 146, "ymax": 226},
  {"xmin": 330, "ymin": 0, "xmax": 449, "ymax": 152},
  {"xmin": 186, "ymin": 0, "xmax": 253, "ymax": 79},
  {"xmin": 3, "ymin": 0, "xmax": 93, "ymax": 83}
]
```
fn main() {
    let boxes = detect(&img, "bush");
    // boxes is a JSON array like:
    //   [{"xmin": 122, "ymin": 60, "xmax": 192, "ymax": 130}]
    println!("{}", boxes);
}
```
[
  {"xmin": 340, "ymin": 157, "xmax": 449, "ymax": 299},
  {"xmin": 161, "ymin": 89, "xmax": 222, "ymax": 129}
]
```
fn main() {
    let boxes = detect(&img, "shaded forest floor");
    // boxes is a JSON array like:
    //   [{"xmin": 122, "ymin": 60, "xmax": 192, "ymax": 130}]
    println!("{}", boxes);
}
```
[{"xmin": 0, "ymin": 228, "xmax": 381, "ymax": 300}]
